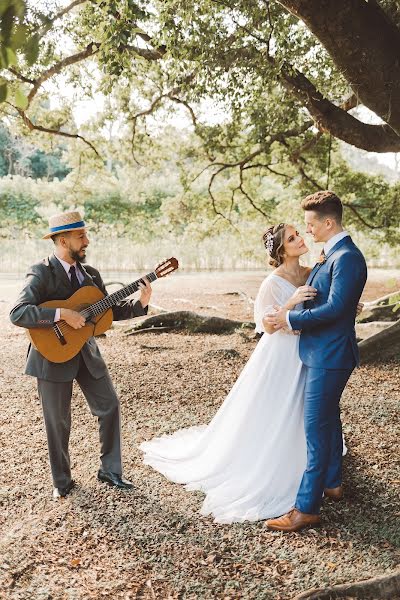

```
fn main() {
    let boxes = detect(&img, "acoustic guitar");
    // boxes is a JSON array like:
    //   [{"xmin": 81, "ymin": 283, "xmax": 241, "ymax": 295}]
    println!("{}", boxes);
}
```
[{"xmin": 28, "ymin": 257, "xmax": 179, "ymax": 363}]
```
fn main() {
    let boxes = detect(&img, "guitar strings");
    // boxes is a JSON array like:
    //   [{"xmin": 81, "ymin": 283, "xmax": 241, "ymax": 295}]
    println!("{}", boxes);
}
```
[
  {"xmin": 54, "ymin": 262, "xmax": 177, "ymax": 335},
  {"xmin": 54, "ymin": 269, "xmax": 162, "ymax": 334}
]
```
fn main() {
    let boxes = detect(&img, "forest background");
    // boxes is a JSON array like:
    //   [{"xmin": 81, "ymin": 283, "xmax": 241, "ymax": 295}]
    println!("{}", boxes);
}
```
[{"xmin": 1, "ymin": 0, "xmax": 400, "ymax": 275}]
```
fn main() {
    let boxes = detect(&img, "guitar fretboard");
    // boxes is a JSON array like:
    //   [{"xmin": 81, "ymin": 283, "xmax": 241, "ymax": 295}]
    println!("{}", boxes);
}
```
[{"xmin": 81, "ymin": 271, "xmax": 158, "ymax": 318}]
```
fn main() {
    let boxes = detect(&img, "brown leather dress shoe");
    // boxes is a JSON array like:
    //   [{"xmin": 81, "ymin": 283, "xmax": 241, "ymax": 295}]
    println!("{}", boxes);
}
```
[
  {"xmin": 266, "ymin": 508, "xmax": 321, "ymax": 532},
  {"xmin": 324, "ymin": 485, "xmax": 343, "ymax": 501}
]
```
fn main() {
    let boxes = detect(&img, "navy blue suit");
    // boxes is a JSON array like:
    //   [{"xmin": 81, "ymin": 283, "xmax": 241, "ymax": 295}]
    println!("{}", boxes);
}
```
[{"xmin": 288, "ymin": 236, "xmax": 367, "ymax": 514}]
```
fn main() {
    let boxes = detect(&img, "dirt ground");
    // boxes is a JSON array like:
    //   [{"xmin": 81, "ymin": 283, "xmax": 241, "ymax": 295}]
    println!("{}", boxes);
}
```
[{"xmin": 0, "ymin": 270, "xmax": 399, "ymax": 599}]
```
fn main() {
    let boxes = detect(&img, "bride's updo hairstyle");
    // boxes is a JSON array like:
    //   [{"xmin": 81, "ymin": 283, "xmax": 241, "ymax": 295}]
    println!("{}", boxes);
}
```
[{"xmin": 262, "ymin": 223, "xmax": 287, "ymax": 268}]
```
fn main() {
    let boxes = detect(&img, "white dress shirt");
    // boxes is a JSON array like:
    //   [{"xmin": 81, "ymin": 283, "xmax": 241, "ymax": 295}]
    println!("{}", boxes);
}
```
[
  {"xmin": 286, "ymin": 231, "xmax": 350, "ymax": 329},
  {"xmin": 54, "ymin": 254, "xmax": 85, "ymax": 322},
  {"xmin": 322, "ymin": 230, "xmax": 349, "ymax": 255}
]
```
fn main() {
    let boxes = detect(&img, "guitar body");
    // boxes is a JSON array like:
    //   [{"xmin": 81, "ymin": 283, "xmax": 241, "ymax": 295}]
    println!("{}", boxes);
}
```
[
  {"xmin": 26, "ymin": 257, "xmax": 179, "ymax": 364},
  {"xmin": 28, "ymin": 286, "xmax": 114, "ymax": 363}
]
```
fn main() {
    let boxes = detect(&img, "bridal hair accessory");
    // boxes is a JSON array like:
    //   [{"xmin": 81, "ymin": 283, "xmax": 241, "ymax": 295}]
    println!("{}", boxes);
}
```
[
  {"xmin": 264, "ymin": 231, "xmax": 274, "ymax": 254},
  {"xmin": 263, "ymin": 223, "xmax": 285, "ymax": 256}
]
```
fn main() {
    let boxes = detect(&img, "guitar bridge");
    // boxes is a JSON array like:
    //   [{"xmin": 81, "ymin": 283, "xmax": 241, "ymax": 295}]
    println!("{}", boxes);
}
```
[{"xmin": 53, "ymin": 324, "xmax": 67, "ymax": 346}]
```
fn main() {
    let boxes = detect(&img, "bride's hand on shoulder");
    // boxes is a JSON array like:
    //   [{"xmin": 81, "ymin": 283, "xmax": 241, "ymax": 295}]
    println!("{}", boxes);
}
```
[{"xmin": 284, "ymin": 285, "xmax": 317, "ymax": 309}]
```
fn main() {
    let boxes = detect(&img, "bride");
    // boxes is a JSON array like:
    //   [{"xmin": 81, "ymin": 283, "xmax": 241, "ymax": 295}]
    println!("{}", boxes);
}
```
[{"xmin": 140, "ymin": 223, "xmax": 350, "ymax": 523}]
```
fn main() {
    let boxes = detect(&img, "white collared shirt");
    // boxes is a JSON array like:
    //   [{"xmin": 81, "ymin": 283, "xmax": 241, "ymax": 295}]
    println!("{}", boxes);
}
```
[
  {"xmin": 54, "ymin": 254, "xmax": 85, "ymax": 321},
  {"xmin": 286, "ymin": 230, "xmax": 350, "ymax": 329},
  {"xmin": 323, "ymin": 230, "xmax": 349, "ymax": 255}
]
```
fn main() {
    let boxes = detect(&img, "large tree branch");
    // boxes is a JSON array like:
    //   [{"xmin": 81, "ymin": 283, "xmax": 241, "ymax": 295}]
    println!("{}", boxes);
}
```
[
  {"xmin": 7, "ymin": 68, "xmax": 35, "ymax": 85},
  {"xmin": 34, "ymin": 0, "xmax": 88, "ymax": 37},
  {"xmin": 27, "ymin": 43, "xmax": 100, "ymax": 105},
  {"xmin": 25, "ymin": 42, "xmax": 162, "ymax": 106},
  {"xmin": 24, "ymin": 38, "xmax": 165, "ymax": 106},
  {"xmin": 277, "ymin": 0, "xmax": 400, "ymax": 138},
  {"xmin": 16, "ymin": 108, "xmax": 101, "ymax": 157},
  {"xmin": 124, "ymin": 45, "xmax": 166, "ymax": 61},
  {"xmin": 223, "ymin": 44, "xmax": 400, "ymax": 152},
  {"xmin": 342, "ymin": 202, "xmax": 389, "ymax": 230},
  {"xmin": 277, "ymin": 62, "xmax": 400, "ymax": 152},
  {"xmin": 238, "ymin": 168, "xmax": 269, "ymax": 218},
  {"xmin": 200, "ymin": 122, "xmax": 313, "ymax": 218},
  {"xmin": 131, "ymin": 74, "xmax": 195, "ymax": 121}
]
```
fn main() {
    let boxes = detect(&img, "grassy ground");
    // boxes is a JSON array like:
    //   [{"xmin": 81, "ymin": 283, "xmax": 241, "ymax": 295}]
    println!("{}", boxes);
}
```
[{"xmin": 0, "ymin": 271, "xmax": 399, "ymax": 599}]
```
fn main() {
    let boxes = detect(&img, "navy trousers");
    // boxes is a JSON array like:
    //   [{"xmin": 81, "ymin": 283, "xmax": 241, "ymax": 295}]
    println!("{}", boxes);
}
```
[{"xmin": 295, "ymin": 367, "xmax": 353, "ymax": 515}]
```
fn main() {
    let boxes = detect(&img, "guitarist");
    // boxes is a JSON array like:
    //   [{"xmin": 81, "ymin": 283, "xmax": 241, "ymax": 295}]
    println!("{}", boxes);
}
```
[{"xmin": 10, "ymin": 211, "xmax": 152, "ymax": 499}]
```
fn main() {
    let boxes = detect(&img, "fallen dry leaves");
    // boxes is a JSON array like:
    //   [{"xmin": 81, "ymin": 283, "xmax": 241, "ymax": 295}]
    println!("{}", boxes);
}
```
[{"xmin": 0, "ymin": 271, "xmax": 399, "ymax": 599}]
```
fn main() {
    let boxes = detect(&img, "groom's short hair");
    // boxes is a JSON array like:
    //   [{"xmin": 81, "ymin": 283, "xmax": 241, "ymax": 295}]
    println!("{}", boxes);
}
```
[{"xmin": 301, "ymin": 190, "xmax": 343, "ymax": 223}]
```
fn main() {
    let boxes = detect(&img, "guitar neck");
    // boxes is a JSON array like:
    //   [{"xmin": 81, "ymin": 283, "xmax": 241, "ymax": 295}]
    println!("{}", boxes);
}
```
[{"xmin": 85, "ymin": 271, "xmax": 158, "ymax": 317}]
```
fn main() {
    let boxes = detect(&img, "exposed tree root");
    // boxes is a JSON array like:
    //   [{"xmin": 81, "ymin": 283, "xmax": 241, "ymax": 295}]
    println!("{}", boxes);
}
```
[
  {"xmin": 292, "ymin": 568, "xmax": 400, "ymax": 599},
  {"xmin": 364, "ymin": 290, "xmax": 400, "ymax": 308},
  {"xmin": 125, "ymin": 311, "xmax": 254, "ymax": 334},
  {"xmin": 126, "ymin": 326, "xmax": 172, "ymax": 336},
  {"xmin": 359, "ymin": 319, "xmax": 400, "ymax": 363},
  {"xmin": 358, "ymin": 303, "xmax": 399, "ymax": 323}
]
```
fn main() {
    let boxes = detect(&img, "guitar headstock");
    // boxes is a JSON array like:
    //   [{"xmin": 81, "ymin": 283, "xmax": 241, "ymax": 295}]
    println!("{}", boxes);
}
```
[{"xmin": 154, "ymin": 257, "xmax": 179, "ymax": 278}]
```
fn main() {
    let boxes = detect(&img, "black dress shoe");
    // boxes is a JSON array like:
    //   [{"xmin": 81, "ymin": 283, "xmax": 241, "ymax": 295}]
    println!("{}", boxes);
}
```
[
  {"xmin": 53, "ymin": 479, "xmax": 75, "ymax": 499},
  {"xmin": 97, "ymin": 469, "xmax": 134, "ymax": 490}
]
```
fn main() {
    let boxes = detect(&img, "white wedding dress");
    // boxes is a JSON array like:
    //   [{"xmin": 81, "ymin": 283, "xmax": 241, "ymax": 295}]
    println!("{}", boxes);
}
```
[{"xmin": 140, "ymin": 274, "xmax": 344, "ymax": 523}]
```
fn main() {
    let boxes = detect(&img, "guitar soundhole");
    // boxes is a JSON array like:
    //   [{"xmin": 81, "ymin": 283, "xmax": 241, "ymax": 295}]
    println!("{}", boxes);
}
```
[{"xmin": 53, "ymin": 324, "xmax": 67, "ymax": 346}]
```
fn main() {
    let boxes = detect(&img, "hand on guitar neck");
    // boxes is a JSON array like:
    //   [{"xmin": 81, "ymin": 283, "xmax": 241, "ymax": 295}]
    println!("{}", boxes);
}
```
[{"xmin": 138, "ymin": 277, "xmax": 152, "ymax": 308}]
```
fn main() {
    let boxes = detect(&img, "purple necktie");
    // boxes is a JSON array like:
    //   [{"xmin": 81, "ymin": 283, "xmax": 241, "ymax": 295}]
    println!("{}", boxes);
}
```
[{"xmin": 69, "ymin": 265, "xmax": 80, "ymax": 293}]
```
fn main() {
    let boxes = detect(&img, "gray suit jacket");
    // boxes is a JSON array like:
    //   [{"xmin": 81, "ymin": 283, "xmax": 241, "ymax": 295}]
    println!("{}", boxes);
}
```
[{"xmin": 10, "ymin": 255, "xmax": 147, "ymax": 382}]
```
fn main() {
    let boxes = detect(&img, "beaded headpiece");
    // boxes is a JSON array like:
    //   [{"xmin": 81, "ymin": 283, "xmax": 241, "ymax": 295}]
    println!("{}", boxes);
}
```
[
  {"xmin": 263, "ymin": 223, "xmax": 285, "ymax": 256},
  {"xmin": 264, "ymin": 231, "xmax": 274, "ymax": 254}
]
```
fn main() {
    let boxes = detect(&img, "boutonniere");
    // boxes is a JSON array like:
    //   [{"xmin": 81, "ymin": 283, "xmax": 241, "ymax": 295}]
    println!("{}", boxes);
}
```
[{"xmin": 316, "ymin": 253, "xmax": 326, "ymax": 265}]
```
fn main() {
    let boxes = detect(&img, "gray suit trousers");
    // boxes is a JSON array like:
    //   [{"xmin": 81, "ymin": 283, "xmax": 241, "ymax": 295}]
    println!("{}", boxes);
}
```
[{"xmin": 37, "ymin": 355, "xmax": 122, "ymax": 488}]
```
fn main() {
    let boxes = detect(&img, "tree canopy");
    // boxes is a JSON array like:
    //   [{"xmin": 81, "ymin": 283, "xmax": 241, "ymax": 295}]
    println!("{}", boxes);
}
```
[{"xmin": 0, "ymin": 1, "xmax": 399, "ymax": 241}]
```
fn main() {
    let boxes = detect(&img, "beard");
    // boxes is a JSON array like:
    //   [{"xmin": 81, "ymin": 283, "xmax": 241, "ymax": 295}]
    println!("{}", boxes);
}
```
[{"xmin": 69, "ymin": 248, "xmax": 87, "ymax": 263}]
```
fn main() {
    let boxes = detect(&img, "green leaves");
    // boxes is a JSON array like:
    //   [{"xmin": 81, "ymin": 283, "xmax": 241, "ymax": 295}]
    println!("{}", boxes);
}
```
[
  {"xmin": 0, "ymin": 0, "xmax": 40, "ymax": 105},
  {"xmin": 14, "ymin": 87, "xmax": 28, "ymax": 109},
  {"xmin": 5, "ymin": 47, "xmax": 17, "ymax": 66},
  {"xmin": 24, "ymin": 33, "xmax": 40, "ymax": 66}
]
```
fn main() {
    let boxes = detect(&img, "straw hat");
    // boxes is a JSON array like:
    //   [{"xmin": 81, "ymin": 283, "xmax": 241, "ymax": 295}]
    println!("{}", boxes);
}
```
[{"xmin": 43, "ymin": 211, "xmax": 86, "ymax": 240}]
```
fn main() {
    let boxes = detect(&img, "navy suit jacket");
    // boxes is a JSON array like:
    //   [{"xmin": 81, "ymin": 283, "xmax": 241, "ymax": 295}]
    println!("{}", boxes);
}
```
[{"xmin": 288, "ymin": 237, "xmax": 367, "ymax": 370}]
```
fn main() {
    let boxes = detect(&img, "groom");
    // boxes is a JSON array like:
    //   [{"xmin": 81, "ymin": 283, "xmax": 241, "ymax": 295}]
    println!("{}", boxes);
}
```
[{"xmin": 264, "ymin": 191, "xmax": 367, "ymax": 532}]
